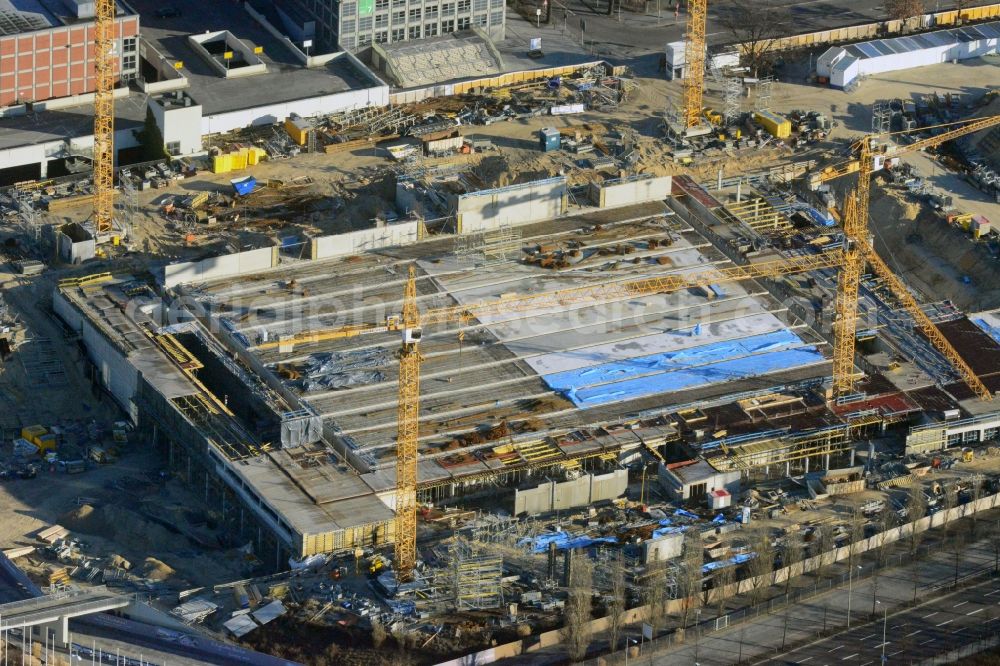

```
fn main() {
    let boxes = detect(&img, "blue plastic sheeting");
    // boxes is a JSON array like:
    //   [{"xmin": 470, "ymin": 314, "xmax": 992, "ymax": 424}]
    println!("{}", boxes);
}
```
[
  {"xmin": 805, "ymin": 207, "xmax": 835, "ymax": 227},
  {"xmin": 972, "ymin": 318, "xmax": 1000, "ymax": 346},
  {"xmin": 702, "ymin": 552, "xmax": 757, "ymax": 574},
  {"xmin": 519, "ymin": 532, "xmax": 618, "ymax": 553},
  {"xmin": 231, "ymin": 176, "xmax": 257, "ymax": 196},
  {"xmin": 674, "ymin": 508, "xmax": 700, "ymax": 520},
  {"xmin": 712, "ymin": 514, "xmax": 726, "ymax": 524},
  {"xmin": 550, "ymin": 340, "xmax": 825, "ymax": 409},
  {"xmin": 652, "ymin": 525, "xmax": 688, "ymax": 539},
  {"xmin": 543, "ymin": 329, "xmax": 803, "ymax": 394}
]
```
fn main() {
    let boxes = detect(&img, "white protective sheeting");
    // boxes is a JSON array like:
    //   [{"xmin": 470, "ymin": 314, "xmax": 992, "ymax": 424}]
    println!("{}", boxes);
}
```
[{"xmin": 817, "ymin": 22, "xmax": 1000, "ymax": 89}]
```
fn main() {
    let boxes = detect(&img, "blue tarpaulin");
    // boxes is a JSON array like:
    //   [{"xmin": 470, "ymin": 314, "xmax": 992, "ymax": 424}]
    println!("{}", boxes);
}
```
[
  {"xmin": 651, "ymin": 525, "xmax": 687, "ymax": 539},
  {"xmin": 231, "ymin": 176, "xmax": 257, "ymax": 196},
  {"xmin": 543, "ymin": 329, "xmax": 803, "ymax": 392},
  {"xmin": 712, "ymin": 514, "xmax": 726, "ymax": 524},
  {"xmin": 804, "ymin": 207, "xmax": 835, "ymax": 227},
  {"xmin": 555, "ymin": 346, "xmax": 825, "ymax": 408},
  {"xmin": 519, "ymin": 532, "xmax": 618, "ymax": 553},
  {"xmin": 702, "ymin": 552, "xmax": 757, "ymax": 574},
  {"xmin": 972, "ymin": 318, "xmax": 1000, "ymax": 345},
  {"xmin": 674, "ymin": 509, "xmax": 700, "ymax": 520},
  {"xmin": 539, "ymin": 330, "xmax": 823, "ymax": 409}
]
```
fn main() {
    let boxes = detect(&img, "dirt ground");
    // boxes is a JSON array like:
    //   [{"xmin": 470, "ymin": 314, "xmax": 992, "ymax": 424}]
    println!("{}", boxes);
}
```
[
  {"xmin": 0, "ymin": 265, "xmax": 254, "ymax": 591},
  {"xmin": 31, "ymin": 54, "xmax": 1000, "ymax": 276}
]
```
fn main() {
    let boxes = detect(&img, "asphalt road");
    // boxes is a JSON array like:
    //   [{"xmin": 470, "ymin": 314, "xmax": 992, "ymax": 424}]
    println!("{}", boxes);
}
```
[
  {"xmin": 769, "ymin": 578, "xmax": 1000, "ymax": 666},
  {"xmin": 638, "ymin": 538, "xmax": 1000, "ymax": 665}
]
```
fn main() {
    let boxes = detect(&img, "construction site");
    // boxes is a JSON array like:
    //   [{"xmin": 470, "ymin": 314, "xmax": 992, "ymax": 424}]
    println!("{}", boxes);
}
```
[{"xmin": 8, "ymin": 0, "xmax": 1000, "ymax": 665}]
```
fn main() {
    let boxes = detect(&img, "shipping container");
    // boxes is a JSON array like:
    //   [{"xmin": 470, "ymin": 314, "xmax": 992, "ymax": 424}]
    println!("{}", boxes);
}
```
[
  {"xmin": 754, "ymin": 110, "xmax": 792, "ymax": 139},
  {"xmin": 283, "ymin": 117, "xmax": 312, "ymax": 146},
  {"xmin": 424, "ymin": 134, "xmax": 464, "ymax": 156}
]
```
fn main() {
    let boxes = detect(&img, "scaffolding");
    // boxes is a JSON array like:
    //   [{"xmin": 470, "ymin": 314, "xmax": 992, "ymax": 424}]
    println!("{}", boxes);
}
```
[
  {"xmin": 453, "ymin": 544, "xmax": 503, "ymax": 610},
  {"xmin": 756, "ymin": 77, "xmax": 774, "ymax": 112},
  {"xmin": 15, "ymin": 182, "xmax": 40, "ymax": 245},
  {"xmin": 723, "ymin": 75, "xmax": 742, "ymax": 126},
  {"xmin": 709, "ymin": 415, "xmax": 882, "ymax": 473},
  {"xmin": 709, "ymin": 59, "xmax": 741, "ymax": 126},
  {"xmin": 327, "ymin": 105, "xmax": 416, "ymax": 135},
  {"xmin": 453, "ymin": 222, "xmax": 522, "ymax": 264},
  {"xmin": 118, "ymin": 169, "xmax": 138, "ymax": 240},
  {"xmin": 872, "ymin": 100, "xmax": 892, "ymax": 134}
]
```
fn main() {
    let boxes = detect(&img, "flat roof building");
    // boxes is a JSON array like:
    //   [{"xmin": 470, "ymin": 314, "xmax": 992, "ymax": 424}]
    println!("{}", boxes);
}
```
[{"xmin": 0, "ymin": 0, "xmax": 139, "ymax": 107}]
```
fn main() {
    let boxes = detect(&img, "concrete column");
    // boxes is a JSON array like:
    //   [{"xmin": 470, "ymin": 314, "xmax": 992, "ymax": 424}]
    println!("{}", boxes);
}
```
[
  {"xmin": 39, "ymin": 160, "xmax": 48, "ymax": 179},
  {"xmin": 40, "ymin": 618, "xmax": 67, "ymax": 646},
  {"xmin": 804, "ymin": 455, "xmax": 810, "ymax": 474}
]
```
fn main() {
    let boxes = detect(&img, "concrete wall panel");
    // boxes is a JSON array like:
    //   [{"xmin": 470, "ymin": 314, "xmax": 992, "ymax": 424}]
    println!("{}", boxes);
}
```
[
  {"xmin": 592, "ymin": 175, "xmax": 671, "ymax": 208},
  {"xmin": 312, "ymin": 221, "xmax": 420, "ymax": 260},
  {"xmin": 163, "ymin": 246, "xmax": 276, "ymax": 288},
  {"xmin": 457, "ymin": 177, "xmax": 567, "ymax": 233}
]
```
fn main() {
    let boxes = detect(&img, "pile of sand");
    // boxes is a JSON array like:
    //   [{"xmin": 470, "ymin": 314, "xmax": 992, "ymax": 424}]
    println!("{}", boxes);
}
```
[
  {"xmin": 59, "ymin": 504, "xmax": 177, "ymax": 551},
  {"xmin": 140, "ymin": 557, "xmax": 176, "ymax": 581}
]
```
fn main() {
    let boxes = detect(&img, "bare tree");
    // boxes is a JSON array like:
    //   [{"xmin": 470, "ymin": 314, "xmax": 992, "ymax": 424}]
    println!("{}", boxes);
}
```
[
  {"xmin": 908, "ymin": 482, "xmax": 928, "ymax": 558},
  {"xmin": 717, "ymin": 0, "xmax": 791, "ymax": 77},
  {"xmin": 992, "ymin": 517, "xmax": 1000, "ymax": 573},
  {"xmin": 871, "ymin": 507, "xmax": 897, "ymax": 617},
  {"xmin": 642, "ymin": 563, "xmax": 671, "ymax": 634},
  {"xmin": 847, "ymin": 507, "xmax": 866, "ymax": 570},
  {"xmin": 606, "ymin": 554, "xmax": 627, "ymax": 654},
  {"xmin": 813, "ymin": 527, "xmax": 836, "ymax": 581},
  {"xmin": 677, "ymin": 531, "xmax": 704, "ymax": 630},
  {"xmin": 779, "ymin": 533, "xmax": 804, "ymax": 649},
  {"xmin": 746, "ymin": 529, "xmax": 775, "ymax": 606},
  {"xmin": 970, "ymin": 475, "xmax": 984, "ymax": 540},
  {"xmin": 562, "ymin": 549, "xmax": 594, "ymax": 662},
  {"xmin": 371, "ymin": 619, "xmax": 388, "ymax": 648},
  {"xmin": 713, "ymin": 562, "xmax": 736, "ymax": 619},
  {"xmin": 943, "ymin": 489, "xmax": 965, "ymax": 587},
  {"xmin": 907, "ymin": 483, "xmax": 929, "ymax": 601},
  {"xmin": 885, "ymin": 0, "xmax": 925, "ymax": 20}
]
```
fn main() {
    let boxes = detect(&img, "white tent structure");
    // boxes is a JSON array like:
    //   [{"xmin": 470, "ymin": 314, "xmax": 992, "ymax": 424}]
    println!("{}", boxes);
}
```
[{"xmin": 817, "ymin": 21, "xmax": 1000, "ymax": 89}]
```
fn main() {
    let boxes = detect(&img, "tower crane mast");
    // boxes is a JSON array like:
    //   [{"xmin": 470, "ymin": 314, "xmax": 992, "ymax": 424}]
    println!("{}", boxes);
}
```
[
  {"xmin": 817, "ymin": 115, "xmax": 1000, "ymax": 400},
  {"xmin": 93, "ymin": 0, "xmax": 116, "ymax": 235},
  {"xmin": 683, "ymin": 0, "xmax": 708, "ymax": 129}
]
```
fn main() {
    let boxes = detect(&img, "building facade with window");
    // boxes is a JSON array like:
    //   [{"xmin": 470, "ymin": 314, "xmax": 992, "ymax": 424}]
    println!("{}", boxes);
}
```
[
  {"xmin": 0, "ymin": 2, "xmax": 139, "ymax": 108},
  {"xmin": 288, "ymin": 0, "xmax": 503, "ymax": 53}
]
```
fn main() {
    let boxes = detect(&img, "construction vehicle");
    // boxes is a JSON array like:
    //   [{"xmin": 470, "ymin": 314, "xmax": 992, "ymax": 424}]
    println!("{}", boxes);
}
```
[
  {"xmin": 367, "ymin": 554, "xmax": 389, "ymax": 576},
  {"xmin": 256, "ymin": 251, "xmax": 843, "ymax": 579},
  {"xmin": 810, "ymin": 114, "xmax": 1000, "ymax": 401}
]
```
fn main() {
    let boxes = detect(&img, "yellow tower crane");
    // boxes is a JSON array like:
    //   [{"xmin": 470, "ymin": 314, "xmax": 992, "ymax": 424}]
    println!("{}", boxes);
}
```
[
  {"xmin": 813, "ymin": 115, "xmax": 1000, "ymax": 401},
  {"xmin": 92, "ymin": 0, "xmax": 116, "ymax": 235},
  {"xmin": 256, "ymin": 250, "xmax": 843, "ymax": 578},
  {"xmin": 683, "ymin": 0, "xmax": 708, "ymax": 129}
]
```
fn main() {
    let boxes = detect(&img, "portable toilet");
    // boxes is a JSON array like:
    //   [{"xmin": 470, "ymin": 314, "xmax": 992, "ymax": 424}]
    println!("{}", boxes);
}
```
[{"xmin": 539, "ymin": 127, "xmax": 561, "ymax": 152}]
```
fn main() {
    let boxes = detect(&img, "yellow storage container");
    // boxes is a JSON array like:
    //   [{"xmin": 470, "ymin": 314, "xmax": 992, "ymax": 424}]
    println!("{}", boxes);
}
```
[
  {"xmin": 21, "ymin": 425, "xmax": 47, "ymax": 445},
  {"xmin": 212, "ymin": 154, "xmax": 231, "ymax": 174},
  {"xmin": 754, "ymin": 110, "xmax": 792, "ymax": 139},
  {"xmin": 36, "ymin": 434, "xmax": 58, "ymax": 452},
  {"xmin": 283, "ymin": 118, "xmax": 310, "ymax": 146}
]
